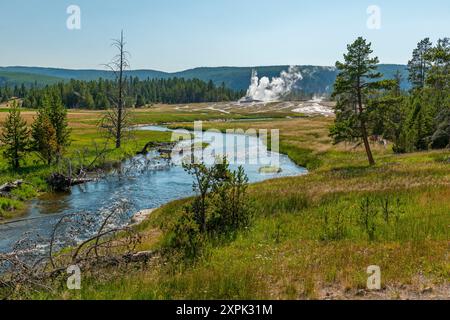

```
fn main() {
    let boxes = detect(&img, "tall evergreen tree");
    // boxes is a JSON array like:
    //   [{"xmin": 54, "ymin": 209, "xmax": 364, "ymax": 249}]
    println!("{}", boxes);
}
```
[
  {"xmin": 135, "ymin": 94, "xmax": 145, "ymax": 108},
  {"xmin": 408, "ymin": 38, "xmax": 433, "ymax": 89},
  {"xmin": 426, "ymin": 38, "xmax": 450, "ymax": 91},
  {"xmin": 369, "ymin": 72, "xmax": 405, "ymax": 144},
  {"xmin": 31, "ymin": 107, "xmax": 58, "ymax": 165},
  {"xmin": 410, "ymin": 98, "xmax": 434, "ymax": 150},
  {"xmin": 331, "ymin": 37, "xmax": 391, "ymax": 166},
  {"xmin": 42, "ymin": 93, "xmax": 71, "ymax": 160},
  {"xmin": 0, "ymin": 102, "xmax": 29, "ymax": 170}
]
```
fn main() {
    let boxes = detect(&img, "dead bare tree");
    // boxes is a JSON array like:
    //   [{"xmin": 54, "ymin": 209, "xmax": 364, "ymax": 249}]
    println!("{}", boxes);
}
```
[{"xmin": 102, "ymin": 30, "xmax": 131, "ymax": 149}]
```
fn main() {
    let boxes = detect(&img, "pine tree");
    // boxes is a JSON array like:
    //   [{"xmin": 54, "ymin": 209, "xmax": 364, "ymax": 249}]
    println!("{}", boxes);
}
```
[
  {"xmin": 0, "ymin": 102, "xmax": 29, "ymax": 170},
  {"xmin": 31, "ymin": 108, "xmax": 58, "ymax": 165},
  {"xmin": 431, "ymin": 106, "xmax": 450, "ymax": 149},
  {"xmin": 136, "ymin": 94, "xmax": 145, "ymax": 108},
  {"xmin": 331, "ymin": 37, "xmax": 391, "ymax": 166},
  {"xmin": 394, "ymin": 94, "xmax": 435, "ymax": 152},
  {"xmin": 410, "ymin": 98, "xmax": 434, "ymax": 150},
  {"xmin": 84, "ymin": 92, "xmax": 95, "ymax": 109},
  {"xmin": 408, "ymin": 38, "xmax": 433, "ymax": 89},
  {"xmin": 42, "ymin": 93, "xmax": 70, "ymax": 159},
  {"xmin": 426, "ymin": 38, "xmax": 450, "ymax": 91},
  {"xmin": 368, "ymin": 72, "xmax": 405, "ymax": 144}
]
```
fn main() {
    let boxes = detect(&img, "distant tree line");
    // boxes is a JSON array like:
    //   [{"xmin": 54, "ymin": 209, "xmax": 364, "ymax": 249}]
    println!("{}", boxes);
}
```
[
  {"xmin": 0, "ymin": 77, "xmax": 244, "ymax": 109},
  {"xmin": 331, "ymin": 37, "xmax": 449, "ymax": 165},
  {"xmin": 0, "ymin": 84, "xmax": 27, "ymax": 102}
]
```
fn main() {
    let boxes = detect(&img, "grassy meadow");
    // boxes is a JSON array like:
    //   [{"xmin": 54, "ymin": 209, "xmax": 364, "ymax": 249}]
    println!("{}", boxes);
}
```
[{"xmin": 7, "ymin": 103, "xmax": 447, "ymax": 300}]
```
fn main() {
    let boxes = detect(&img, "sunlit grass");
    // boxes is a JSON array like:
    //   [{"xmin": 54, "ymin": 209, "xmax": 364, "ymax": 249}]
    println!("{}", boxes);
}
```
[{"xmin": 2, "ymin": 107, "xmax": 449, "ymax": 299}]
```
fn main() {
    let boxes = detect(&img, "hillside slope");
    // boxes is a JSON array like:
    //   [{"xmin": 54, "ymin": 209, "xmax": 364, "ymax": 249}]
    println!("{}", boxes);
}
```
[
  {"xmin": 0, "ymin": 71, "xmax": 64, "ymax": 87},
  {"xmin": 0, "ymin": 64, "xmax": 410, "ymax": 93}
]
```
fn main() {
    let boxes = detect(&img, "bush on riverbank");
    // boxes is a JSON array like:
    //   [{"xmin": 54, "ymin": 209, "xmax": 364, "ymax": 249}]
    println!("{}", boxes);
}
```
[{"xmin": 166, "ymin": 159, "xmax": 253, "ymax": 260}]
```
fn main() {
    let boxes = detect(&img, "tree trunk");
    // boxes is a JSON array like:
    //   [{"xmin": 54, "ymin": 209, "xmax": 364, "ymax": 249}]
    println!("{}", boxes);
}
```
[
  {"xmin": 116, "ymin": 31, "xmax": 124, "ymax": 149},
  {"xmin": 13, "ymin": 149, "xmax": 19, "ymax": 170},
  {"xmin": 357, "ymin": 81, "xmax": 375, "ymax": 166},
  {"xmin": 200, "ymin": 193, "xmax": 207, "ymax": 233},
  {"xmin": 361, "ymin": 123, "xmax": 375, "ymax": 166}
]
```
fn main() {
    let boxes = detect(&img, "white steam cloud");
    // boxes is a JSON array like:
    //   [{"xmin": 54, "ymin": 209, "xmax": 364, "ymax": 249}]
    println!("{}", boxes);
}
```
[{"xmin": 241, "ymin": 66, "xmax": 303, "ymax": 103}]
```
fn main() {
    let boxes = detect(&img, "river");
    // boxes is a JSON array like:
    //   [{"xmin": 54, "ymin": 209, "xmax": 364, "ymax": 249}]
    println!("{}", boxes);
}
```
[{"xmin": 0, "ymin": 125, "xmax": 307, "ymax": 255}]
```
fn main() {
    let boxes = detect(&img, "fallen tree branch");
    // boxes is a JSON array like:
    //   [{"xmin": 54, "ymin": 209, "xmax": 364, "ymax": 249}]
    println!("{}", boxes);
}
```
[
  {"xmin": 137, "ymin": 141, "xmax": 176, "ymax": 155},
  {"xmin": 0, "ymin": 180, "xmax": 23, "ymax": 195},
  {"xmin": 0, "ymin": 203, "xmax": 149, "ymax": 299},
  {"xmin": 47, "ymin": 173, "xmax": 94, "ymax": 192}
]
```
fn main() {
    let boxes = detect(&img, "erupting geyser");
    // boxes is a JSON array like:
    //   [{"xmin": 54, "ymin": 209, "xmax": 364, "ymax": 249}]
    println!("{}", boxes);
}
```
[{"xmin": 240, "ymin": 66, "xmax": 303, "ymax": 103}]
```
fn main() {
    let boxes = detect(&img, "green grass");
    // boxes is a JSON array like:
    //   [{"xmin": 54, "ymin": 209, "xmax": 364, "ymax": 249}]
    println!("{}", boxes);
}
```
[
  {"xmin": 0, "ymin": 197, "xmax": 24, "ymax": 219},
  {"xmin": 1, "ymin": 109, "xmax": 448, "ymax": 299},
  {"xmin": 0, "ymin": 128, "xmax": 172, "ymax": 220},
  {"xmin": 40, "ymin": 184, "xmax": 449, "ymax": 300},
  {"xmin": 0, "ymin": 108, "xmax": 36, "ymax": 113},
  {"xmin": 26, "ymin": 115, "xmax": 450, "ymax": 300}
]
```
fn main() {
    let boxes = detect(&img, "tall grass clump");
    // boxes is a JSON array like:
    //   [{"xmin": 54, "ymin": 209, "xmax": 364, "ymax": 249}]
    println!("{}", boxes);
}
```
[
  {"xmin": 255, "ymin": 192, "xmax": 309, "ymax": 217},
  {"xmin": 319, "ymin": 201, "xmax": 348, "ymax": 241},
  {"xmin": 315, "ymin": 189, "xmax": 448, "ymax": 243}
]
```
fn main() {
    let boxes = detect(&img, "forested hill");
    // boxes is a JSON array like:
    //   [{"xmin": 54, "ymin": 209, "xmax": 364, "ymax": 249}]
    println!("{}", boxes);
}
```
[{"xmin": 0, "ymin": 64, "xmax": 410, "ymax": 93}]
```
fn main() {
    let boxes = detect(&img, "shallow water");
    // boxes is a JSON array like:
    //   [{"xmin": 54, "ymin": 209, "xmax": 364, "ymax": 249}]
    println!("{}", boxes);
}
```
[{"xmin": 0, "ymin": 126, "xmax": 306, "ymax": 254}]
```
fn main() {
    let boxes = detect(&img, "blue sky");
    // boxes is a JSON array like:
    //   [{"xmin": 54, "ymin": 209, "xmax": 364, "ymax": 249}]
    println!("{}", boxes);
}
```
[{"xmin": 0, "ymin": 0, "xmax": 449, "ymax": 71}]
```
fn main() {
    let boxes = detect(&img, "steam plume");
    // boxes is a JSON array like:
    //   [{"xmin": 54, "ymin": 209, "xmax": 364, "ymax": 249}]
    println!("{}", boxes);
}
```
[{"xmin": 241, "ymin": 66, "xmax": 303, "ymax": 102}]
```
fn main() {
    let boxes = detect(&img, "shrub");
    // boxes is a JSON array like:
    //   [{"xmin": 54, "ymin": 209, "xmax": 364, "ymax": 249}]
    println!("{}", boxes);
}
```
[
  {"xmin": 168, "ymin": 159, "xmax": 253, "ymax": 259},
  {"xmin": 167, "ymin": 208, "xmax": 203, "ymax": 259},
  {"xmin": 209, "ymin": 166, "xmax": 253, "ymax": 237}
]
